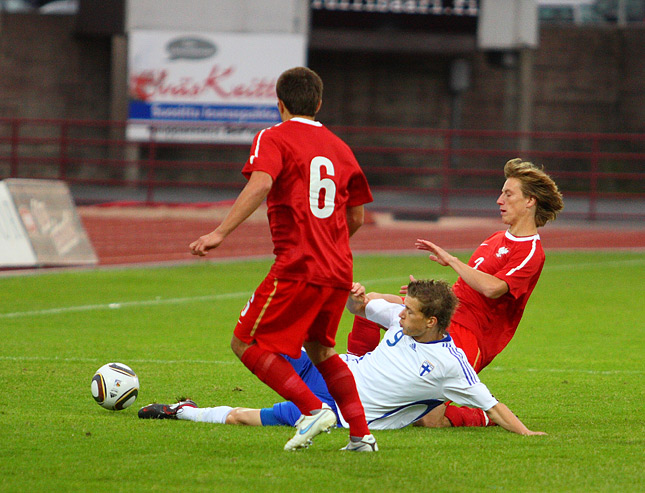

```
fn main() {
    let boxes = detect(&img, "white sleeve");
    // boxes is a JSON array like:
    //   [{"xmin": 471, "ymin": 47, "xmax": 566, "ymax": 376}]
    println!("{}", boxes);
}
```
[
  {"xmin": 364, "ymin": 299, "xmax": 403, "ymax": 333},
  {"xmin": 443, "ymin": 381, "xmax": 499, "ymax": 411}
]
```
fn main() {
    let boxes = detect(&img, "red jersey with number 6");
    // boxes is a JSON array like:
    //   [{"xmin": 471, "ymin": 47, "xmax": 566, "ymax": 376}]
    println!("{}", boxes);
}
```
[
  {"xmin": 451, "ymin": 230, "xmax": 545, "ymax": 368},
  {"xmin": 242, "ymin": 117, "xmax": 373, "ymax": 289}
]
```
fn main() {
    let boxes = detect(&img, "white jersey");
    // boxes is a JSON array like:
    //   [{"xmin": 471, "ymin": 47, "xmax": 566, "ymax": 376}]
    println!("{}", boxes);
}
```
[{"xmin": 339, "ymin": 299, "xmax": 498, "ymax": 430}]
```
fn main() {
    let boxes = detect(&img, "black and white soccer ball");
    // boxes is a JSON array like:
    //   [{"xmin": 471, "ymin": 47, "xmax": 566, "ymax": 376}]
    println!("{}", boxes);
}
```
[{"xmin": 91, "ymin": 362, "xmax": 140, "ymax": 411}]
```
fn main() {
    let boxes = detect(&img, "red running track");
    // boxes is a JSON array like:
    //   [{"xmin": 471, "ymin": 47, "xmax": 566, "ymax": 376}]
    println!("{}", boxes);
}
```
[{"xmin": 79, "ymin": 208, "xmax": 645, "ymax": 266}]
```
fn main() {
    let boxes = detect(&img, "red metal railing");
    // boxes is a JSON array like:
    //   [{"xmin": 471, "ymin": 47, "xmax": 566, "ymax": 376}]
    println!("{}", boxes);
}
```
[{"xmin": 1, "ymin": 117, "xmax": 643, "ymax": 221}]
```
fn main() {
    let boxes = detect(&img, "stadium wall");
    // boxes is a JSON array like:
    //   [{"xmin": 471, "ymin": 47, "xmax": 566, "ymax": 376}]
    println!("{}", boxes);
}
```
[
  {"xmin": 0, "ymin": 16, "xmax": 642, "ymax": 133},
  {"xmin": 309, "ymin": 26, "xmax": 645, "ymax": 135},
  {"xmin": 0, "ymin": 14, "xmax": 112, "ymax": 121}
]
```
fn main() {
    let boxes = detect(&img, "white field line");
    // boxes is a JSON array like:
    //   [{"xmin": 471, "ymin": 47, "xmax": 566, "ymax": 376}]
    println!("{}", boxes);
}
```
[
  {"xmin": 0, "ymin": 292, "xmax": 250, "ymax": 319},
  {"xmin": 0, "ymin": 354, "xmax": 640, "ymax": 375},
  {"xmin": 0, "ymin": 355, "xmax": 235, "ymax": 365},
  {"xmin": 544, "ymin": 258, "xmax": 645, "ymax": 271},
  {"xmin": 486, "ymin": 366, "xmax": 643, "ymax": 375},
  {"xmin": 1, "ymin": 258, "xmax": 643, "ymax": 320}
]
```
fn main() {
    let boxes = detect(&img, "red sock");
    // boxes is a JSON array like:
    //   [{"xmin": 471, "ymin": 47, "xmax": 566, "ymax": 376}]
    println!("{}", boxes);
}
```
[
  {"xmin": 241, "ymin": 344, "xmax": 322, "ymax": 415},
  {"xmin": 347, "ymin": 316, "xmax": 382, "ymax": 356},
  {"xmin": 316, "ymin": 354, "xmax": 370, "ymax": 437},
  {"xmin": 444, "ymin": 405, "xmax": 492, "ymax": 427}
]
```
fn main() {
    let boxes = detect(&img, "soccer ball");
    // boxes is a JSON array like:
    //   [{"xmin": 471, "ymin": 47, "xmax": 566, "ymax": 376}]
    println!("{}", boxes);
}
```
[{"xmin": 91, "ymin": 362, "xmax": 139, "ymax": 411}]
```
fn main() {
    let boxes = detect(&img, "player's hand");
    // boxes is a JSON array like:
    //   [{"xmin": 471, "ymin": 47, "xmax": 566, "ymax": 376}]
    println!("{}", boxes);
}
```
[
  {"xmin": 346, "ymin": 282, "xmax": 368, "ymax": 315},
  {"xmin": 349, "ymin": 282, "xmax": 366, "ymax": 302},
  {"xmin": 189, "ymin": 231, "xmax": 225, "ymax": 256},
  {"xmin": 523, "ymin": 430, "xmax": 548, "ymax": 436},
  {"xmin": 415, "ymin": 239, "xmax": 452, "ymax": 266},
  {"xmin": 399, "ymin": 274, "xmax": 416, "ymax": 294}
]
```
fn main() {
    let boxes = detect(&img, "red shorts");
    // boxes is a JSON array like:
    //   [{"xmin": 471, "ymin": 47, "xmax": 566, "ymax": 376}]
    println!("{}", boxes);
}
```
[
  {"xmin": 234, "ymin": 276, "xmax": 349, "ymax": 359},
  {"xmin": 449, "ymin": 321, "xmax": 483, "ymax": 373}
]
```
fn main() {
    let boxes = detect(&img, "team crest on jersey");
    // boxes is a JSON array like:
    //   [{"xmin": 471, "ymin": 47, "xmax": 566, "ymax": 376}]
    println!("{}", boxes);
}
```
[
  {"xmin": 419, "ymin": 360, "xmax": 435, "ymax": 376},
  {"xmin": 496, "ymin": 246, "xmax": 509, "ymax": 258}
]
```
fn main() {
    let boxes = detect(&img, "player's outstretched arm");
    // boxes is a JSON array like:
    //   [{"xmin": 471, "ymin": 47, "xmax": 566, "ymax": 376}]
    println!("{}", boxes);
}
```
[
  {"xmin": 415, "ymin": 239, "xmax": 509, "ymax": 299},
  {"xmin": 346, "ymin": 282, "xmax": 404, "ymax": 317},
  {"xmin": 367, "ymin": 292, "xmax": 405, "ymax": 304},
  {"xmin": 190, "ymin": 171, "xmax": 273, "ymax": 256},
  {"xmin": 485, "ymin": 402, "xmax": 547, "ymax": 436}
]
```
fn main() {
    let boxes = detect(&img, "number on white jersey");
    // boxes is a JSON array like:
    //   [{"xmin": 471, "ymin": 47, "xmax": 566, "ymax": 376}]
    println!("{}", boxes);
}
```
[{"xmin": 309, "ymin": 156, "xmax": 336, "ymax": 219}]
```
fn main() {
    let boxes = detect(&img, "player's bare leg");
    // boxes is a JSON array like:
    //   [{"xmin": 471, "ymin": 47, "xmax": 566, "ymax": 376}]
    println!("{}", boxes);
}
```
[
  {"xmin": 413, "ymin": 403, "xmax": 452, "ymax": 428},
  {"xmin": 225, "ymin": 407, "xmax": 263, "ymax": 426},
  {"xmin": 414, "ymin": 403, "xmax": 492, "ymax": 428}
]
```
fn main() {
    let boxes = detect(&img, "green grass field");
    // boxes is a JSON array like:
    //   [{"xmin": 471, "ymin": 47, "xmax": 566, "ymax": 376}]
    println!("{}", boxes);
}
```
[{"xmin": 1, "ymin": 251, "xmax": 644, "ymax": 492}]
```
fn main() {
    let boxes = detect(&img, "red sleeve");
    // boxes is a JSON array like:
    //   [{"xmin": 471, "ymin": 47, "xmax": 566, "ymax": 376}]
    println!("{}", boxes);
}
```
[
  {"xmin": 242, "ymin": 128, "xmax": 283, "ymax": 181},
  {"xmin": 494, "ymin": 243, "xmax": 544, "ymax": 300},
  {"xmin": 347, "ymin": 169, "xmax": 373, "ymax": 207}
]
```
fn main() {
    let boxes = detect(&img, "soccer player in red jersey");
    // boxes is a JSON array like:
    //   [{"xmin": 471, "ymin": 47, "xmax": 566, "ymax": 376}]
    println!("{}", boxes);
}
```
[
  {"xmin": 347, "ymin": 158, "xmax": 563, "ymax": 429},
  {"xmin": 190, "ymin": 67, "xmax": 376, "ymax": 451}
]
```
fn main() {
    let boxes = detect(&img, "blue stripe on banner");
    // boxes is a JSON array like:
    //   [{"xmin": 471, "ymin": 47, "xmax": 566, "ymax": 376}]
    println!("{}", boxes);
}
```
[
  {"xmin": 447, "ymin": 345, "xmax": 478, "ymax": 385},
  {"xmin": 128, "ymin": 101, "xmax": 280, "ymax": 123}
]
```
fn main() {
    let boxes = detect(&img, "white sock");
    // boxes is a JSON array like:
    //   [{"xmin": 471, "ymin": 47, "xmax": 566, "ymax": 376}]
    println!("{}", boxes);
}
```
[{"xmin": 176, "ymin": 405, "xmax": 233, "ymax": 424}]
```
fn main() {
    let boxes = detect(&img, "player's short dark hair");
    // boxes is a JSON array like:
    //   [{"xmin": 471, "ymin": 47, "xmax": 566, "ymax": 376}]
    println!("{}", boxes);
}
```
[
  {"xmin": 276, "ymin": 66, "xmax": 323, "ymax": 117},
  {"xmin": 406, "ymin": 279, "xmax": 458, "ymax": 333},
  {"xmin": 504, "ymin": 158, "xmax": 564, "ymax": 227}
]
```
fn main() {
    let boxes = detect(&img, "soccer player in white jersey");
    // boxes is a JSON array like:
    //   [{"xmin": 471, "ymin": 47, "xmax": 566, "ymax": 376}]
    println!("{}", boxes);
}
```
[
  {"xmin": 139, "ymin": 279, "xmax": 545, "ymax": 437},
  {"xmin": 348, "ymin": 158, "xmax": 564, "ymax": 429}
]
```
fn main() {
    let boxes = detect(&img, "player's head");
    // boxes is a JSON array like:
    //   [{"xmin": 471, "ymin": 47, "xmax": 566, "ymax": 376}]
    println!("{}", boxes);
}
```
[
  {"xmin": 405, "ymin": 279, "xmax": 458, "ymax": 335},
  {"xmin": 504, "ymin": 158, "xmax": 564, "ymax": 227},
  {"xmin": 276, "ymin": 67, "xmax": 323, "ymax": 117}
]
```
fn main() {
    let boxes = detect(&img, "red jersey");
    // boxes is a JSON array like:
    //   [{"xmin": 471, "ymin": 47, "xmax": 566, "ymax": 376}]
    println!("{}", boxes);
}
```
[
  {"xmin": 242, "ymin": 117, "xmax": 373, "ymax": 289},
  {"xmin": 451, "ymin": 230, "xmax": 545, "ymax": 369}
]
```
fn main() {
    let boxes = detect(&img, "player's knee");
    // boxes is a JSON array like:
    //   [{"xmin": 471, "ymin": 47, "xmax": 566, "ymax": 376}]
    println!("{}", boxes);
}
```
[
  {"xmin": 230, "ymin": 336, "xmax": 247, "ymax": 359},
  {"xmin": 303, "ymin": 341, "xmax": 335, "ymax": 365},
  {"xmin": 225, "ymin": 407, "xmax": 244, "ymax": 425},
  {"xmin": 428, "ymin": 416, "xmax": 453, "ymax": 428},
  {"xmin": 415, "ymin": 405, "xmax": 452, "ymax": 428}
]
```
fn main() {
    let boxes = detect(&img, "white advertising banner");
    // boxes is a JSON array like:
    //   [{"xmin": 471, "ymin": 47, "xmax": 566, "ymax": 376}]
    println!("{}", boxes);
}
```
[
  {"xmin": 1, "ymin": 179, "xmax": 98, "ymax": 267},
  {"xmin": 127, "ymin": 30, "xmax": 307, "ymax": 144},
  {"xmin": 0, "ymin": 182, "xmax": 38, "ymax": 267}
]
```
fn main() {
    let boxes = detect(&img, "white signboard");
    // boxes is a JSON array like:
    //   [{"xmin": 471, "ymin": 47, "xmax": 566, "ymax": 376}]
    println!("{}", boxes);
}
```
[
  {"xmin": 1, "ymin": 179, "xmax": 98, "ymax": 268},
  {"xmin": 0, "ymin": 182, "xmax": 37, "ymax": 267},
  {"xmin": 477, "ymin": 0, "xmax": 538, "ymax": 50},
  {"xmin": 127, "ymin": 30, "xmax": 307, "ymax": 143}
]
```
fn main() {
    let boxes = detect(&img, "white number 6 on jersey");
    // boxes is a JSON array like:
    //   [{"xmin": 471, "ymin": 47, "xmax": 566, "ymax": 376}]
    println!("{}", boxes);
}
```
[{"xmin": 309, "ymin": 156, "xmax": 336, "ymax": 219}]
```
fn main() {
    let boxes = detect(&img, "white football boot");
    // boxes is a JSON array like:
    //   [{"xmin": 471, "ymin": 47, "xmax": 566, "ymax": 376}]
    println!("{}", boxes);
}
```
[
  {"xmin": 284, "ymin": 403, "xmax": 337, "ymax": 451},
  {"xmin": 340, "ymin": 434, "xmax": 378, "ymax": 452}
]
